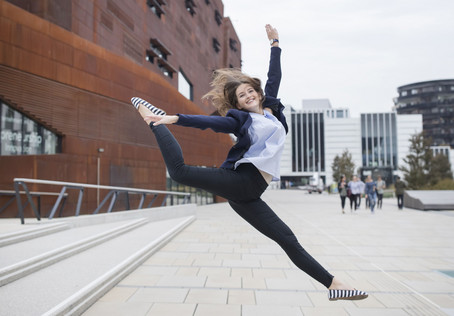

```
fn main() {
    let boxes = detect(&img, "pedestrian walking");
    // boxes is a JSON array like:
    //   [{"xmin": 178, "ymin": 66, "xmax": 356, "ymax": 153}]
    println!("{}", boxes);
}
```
[
  {"xmin": 338, "ymin": 175, "xmax": 348, "ymax": 214},
  {"xmin": 349, "ymin": 176, "xmax": 362, "ymax": 210},
  {"xmin": 130, "ymin": 24, "xmax": 367, "ymax": 301},
  {"xmin": 376, "ymin": 175, "xmax": 386, "ymax": 209},
  {"xmin": 347, "ymin": 177, "xmax": 355, "ymax": 211},
  {"xmin": 395, "ymin": 176, "xmax": 406, "ymax": 210},
  {"xmin": 364, "ymin": 175, "xmax": 377, "ymax": 213},
  {"xmin": 357, "ymin": 177, "xmax": 365, "ymax": 209}
]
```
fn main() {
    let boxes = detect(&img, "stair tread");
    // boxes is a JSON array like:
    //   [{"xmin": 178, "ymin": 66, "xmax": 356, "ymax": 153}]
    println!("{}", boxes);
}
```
[
  {"xmin": 0, "ymin": 219, "xmax": 141, "ymax": 268},
  {"xmin": 0, "ymin": 216, "xmax": 193, "ymax": 316}
]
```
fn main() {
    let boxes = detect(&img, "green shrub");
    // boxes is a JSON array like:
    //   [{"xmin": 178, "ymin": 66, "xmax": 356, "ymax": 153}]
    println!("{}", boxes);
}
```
[{"xmin": 426, "ymin": 178, "xmax": 454, "ymax": 190}]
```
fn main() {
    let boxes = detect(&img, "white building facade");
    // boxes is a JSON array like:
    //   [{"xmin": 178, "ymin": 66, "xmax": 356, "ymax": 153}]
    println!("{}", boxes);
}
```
[{"xmin": 280, "ymin": 100, "xmax": 423, "ymax": 186}]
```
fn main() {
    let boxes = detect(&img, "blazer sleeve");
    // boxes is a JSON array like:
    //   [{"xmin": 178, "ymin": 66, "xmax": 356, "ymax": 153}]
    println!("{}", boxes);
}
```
[
  {"xmin": 175, "ymin": 113, "xmax": 241, "ymax": 134},
  {"xmin": 261, "ymin": 47, "xmax": 288, "ymax": 134},
  {"xmin": 264, "ymin": 47, "xmax": 282, "ymax": 98}
]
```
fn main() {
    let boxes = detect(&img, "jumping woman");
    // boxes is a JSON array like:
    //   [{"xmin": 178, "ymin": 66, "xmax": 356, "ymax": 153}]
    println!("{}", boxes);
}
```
[{"xmin": 130, "ymin": 24, "xmax": 368, "ymax": 301}]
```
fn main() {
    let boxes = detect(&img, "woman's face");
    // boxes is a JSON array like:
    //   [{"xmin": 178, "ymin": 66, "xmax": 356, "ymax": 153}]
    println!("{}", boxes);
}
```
[{"xmin": 235, "ymin": 83, "xmax": 262, "ymax": 114}]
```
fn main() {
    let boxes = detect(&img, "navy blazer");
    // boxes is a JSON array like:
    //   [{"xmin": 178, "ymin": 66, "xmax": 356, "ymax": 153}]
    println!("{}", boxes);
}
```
[{"xmin": 176, "ymin": 47, "xmax": 288, "ymax": 169}]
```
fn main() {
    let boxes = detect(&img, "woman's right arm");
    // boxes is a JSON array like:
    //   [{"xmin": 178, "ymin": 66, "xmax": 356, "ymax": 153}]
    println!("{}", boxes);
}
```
[{"xmin": 148, "ymin": 113, "xmax": 240, "ymax": 134}]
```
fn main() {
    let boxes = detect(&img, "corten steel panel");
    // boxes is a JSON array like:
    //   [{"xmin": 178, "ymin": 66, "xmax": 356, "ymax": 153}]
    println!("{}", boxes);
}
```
[{"xmin": 0, "ymin": 1, "xmax": 236, "ymax": 218}]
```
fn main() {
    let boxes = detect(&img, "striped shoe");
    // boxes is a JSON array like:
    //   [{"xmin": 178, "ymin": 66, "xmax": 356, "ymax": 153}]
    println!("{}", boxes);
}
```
[
  {"xmin": 131, "ymin": 97, "xmax": 166, "ymax": 116},
  {"xmin": 328, "ymin": 289, "xmax": 368, "ymax": 301}
]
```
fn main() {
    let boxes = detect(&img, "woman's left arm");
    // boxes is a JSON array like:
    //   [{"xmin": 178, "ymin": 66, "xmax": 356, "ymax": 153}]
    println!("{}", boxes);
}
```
[{"xmin": 264, "ymin": 24, "xmax": 281, "ymax": 98}]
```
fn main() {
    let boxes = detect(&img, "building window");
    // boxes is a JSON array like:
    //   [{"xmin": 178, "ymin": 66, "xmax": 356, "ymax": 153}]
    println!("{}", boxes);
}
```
[
  {"xmin": 0, "ymin": 102, "xmax": 61, "ymax": 156},
  {"xmin": 361, "ymin": 113, "xmax": 397, "ymax": 169},
  {"xmin": 185, "ymin": 0, "xmax": 196, "ymax": 16},
  {"xmin": 157, "ymin": 60, "xmax": 176, "ymax": 78},
  {"xmin": 147, "ymin": 0, "xmax": 167, "ymax": 18},
  {"xmin": 229, "ymin": 38, "xmax": 237, "ymax": 52},
  {"xmin": 178, "ymin": 69, "xmax": 193, "ymax": 101},
  {"xmin": 214, "ymin": 10, "xmax": 222, "ymax": 25},
  {"xmin": 291, "ymin": 112, "xmax": 325, "ymax": 173},
  {"xmin": 336, "ymin": 110, "xmax": 344, "ymax": 118},
  {"xmin": 422, "ymin": 86, "xmax": 435, "ymax": 93},
  {"xmin": 146, "ymin": 38, "xmax": 176, "ymax": 78},
  {"xmin": 212, "ymin": 38, "xmax": 221, "ymax": 53}
]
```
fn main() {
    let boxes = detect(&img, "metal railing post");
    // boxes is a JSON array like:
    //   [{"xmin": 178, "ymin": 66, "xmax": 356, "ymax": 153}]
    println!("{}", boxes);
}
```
[
  {"xmin": 75, "ymin": 187, "xmax": 84, "ymax": 216},
  {"xmin": 161, "ymin": 194, "xmax": 169, "ymax": 206},
  {"xmin": 14, "ymin": 180, "xmax": 40, "ymax": 224},
  {"xmin": 138, "ymin": 193, "xmax": 146, "ymax": 209},
  {"xmin": 93, "ymin": 190, "xmax": 115, "ymax": 214},
  {"xmin": 147, "ymin": 194, "xmax": 158, "ymax": 208},
  {"xmin": 124, "ymin": 191, "xmax": 130, "ymax": 210},
  {"xmin": 106, "ymin": 191, "xmax": 119, "ymax": 213},
  {"xmin": 48, "ymin": 186, "xmax": 68, "ymax": 219}
]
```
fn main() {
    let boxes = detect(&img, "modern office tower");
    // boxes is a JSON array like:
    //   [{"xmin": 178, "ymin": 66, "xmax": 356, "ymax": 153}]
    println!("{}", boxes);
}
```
[{"xmin": 394, "ymin": 79, "xmax": 454, "ymax": 148}]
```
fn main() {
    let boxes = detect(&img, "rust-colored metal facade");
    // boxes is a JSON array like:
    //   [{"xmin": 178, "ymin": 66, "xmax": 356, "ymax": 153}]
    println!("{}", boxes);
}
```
[{"xmin": 0, "ymin": 0, "xmax": 241, "ymax": 217}]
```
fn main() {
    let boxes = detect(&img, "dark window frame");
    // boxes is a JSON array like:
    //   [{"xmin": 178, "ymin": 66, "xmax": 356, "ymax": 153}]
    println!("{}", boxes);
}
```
[{"xmin": 185, "ymin": 0, "xmax": 196, "ymax": 16}]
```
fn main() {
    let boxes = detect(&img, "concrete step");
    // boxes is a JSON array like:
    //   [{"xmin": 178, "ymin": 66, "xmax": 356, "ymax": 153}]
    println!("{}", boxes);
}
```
[
  {"xmin": 0, "ymin": 204, "xmax": 196, "ymax": 316},
  {"xmin": 0, "ymin": 218, "xmax": 149, "ymax": 286},
  {"xmin": 0, "ymin": 222, "xmax": 70, "ymax": 247}
]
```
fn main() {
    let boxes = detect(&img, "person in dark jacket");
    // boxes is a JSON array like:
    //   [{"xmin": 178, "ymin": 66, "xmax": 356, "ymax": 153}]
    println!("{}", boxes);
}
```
[
  {"xmin": 130, "ymin": 24, "xmax": 367, "ymax": 302},
  {"xmin": 395, "ymin": 176, "xmax": 406, "ymax": 209}
]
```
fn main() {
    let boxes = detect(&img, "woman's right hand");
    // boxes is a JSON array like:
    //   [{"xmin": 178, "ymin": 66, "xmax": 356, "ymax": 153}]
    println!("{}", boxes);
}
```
[{"xmin": 145, "ymin": 114, "xmax": 179, "ymax": 126}]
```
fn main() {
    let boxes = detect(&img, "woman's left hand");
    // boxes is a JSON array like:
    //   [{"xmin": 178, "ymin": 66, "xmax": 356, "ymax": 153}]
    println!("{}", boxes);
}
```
[{"xmin": 265, "ymin": 24, "xmax": 279, "ymax": 45}]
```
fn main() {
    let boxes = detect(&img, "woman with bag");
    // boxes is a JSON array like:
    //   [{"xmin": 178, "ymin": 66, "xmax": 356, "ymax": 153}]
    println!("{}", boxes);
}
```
[{"xmin": 338, "ymin": 175, "xmax": 348, "ymax": 214}]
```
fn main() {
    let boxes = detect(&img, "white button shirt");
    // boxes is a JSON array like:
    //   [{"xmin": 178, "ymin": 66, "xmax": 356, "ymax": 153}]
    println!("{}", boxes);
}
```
[{"xmin": 234, "ymin": 111, "xmax": 286, "ymax": 181}]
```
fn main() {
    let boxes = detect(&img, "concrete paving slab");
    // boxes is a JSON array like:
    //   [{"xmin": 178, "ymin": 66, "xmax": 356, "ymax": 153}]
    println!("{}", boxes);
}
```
[{"xmin": 83, "ymin": 190, "xmax": 454, "ymax": 315}]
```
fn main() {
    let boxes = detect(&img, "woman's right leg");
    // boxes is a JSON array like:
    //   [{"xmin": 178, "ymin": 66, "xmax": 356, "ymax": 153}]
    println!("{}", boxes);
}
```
[{"xmin": 228, "ymin": 198, "xmax": 334, "ymax": 288}]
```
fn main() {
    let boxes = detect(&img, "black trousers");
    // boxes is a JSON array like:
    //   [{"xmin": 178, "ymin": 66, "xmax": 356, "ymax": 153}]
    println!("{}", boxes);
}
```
[
  {"xmin": 350, "ymin": 194, "xmax": 359, "ymax": 209},
  {"xmin": 377, "ymin": 193, "xmax": 383, "ymax": 209},
  {"xmin": 356, "ymin": 194, "xmax": 362, "ymax": 208},
  {"xmin": 151, "ymin": 124, "xmax": 334, "ymax": 288},
  {"xmin": 340, "ymin": 196, "xmax": 347, "ymax": 209},
  {"xmin": 348, "ymin": 195, "xmax": 355, "ymax": 209},
  {"xmin": 397, "ymin": 194, "xmax": 404, "ymax": 209}
]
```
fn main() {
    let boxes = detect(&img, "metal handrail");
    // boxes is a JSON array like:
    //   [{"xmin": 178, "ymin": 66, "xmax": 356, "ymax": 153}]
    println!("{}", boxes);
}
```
[{"xmin": 13, "ymin": 178, "xmax": 191, "ymax": 224}]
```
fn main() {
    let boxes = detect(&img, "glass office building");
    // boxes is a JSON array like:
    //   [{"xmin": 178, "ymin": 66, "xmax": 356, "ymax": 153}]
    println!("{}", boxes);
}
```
[
  {"xmin": 360, "ymin": 113, "xmax": 398, "ymax": 168},
  {"xmin": 291, "ymin": 111, "xmax": 325, "ymax": 173},
  {"xmin": 281, "ymin": 102, "xmax": 422, "ymax": 186}
]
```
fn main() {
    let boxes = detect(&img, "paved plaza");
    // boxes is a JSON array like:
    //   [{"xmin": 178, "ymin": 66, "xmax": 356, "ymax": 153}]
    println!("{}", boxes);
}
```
[{"xmin": 79, "ymin": 190, "xmax": 453, "ymax": 315}]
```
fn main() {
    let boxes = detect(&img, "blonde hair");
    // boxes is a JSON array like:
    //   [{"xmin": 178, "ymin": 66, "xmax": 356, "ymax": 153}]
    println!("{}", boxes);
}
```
[{"xmin": 203, "ymin": 68, "xmax": 264, "ymax": 116}]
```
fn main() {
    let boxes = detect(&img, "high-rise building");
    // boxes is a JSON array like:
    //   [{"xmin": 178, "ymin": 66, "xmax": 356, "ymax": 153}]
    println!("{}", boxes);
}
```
[{"xmin": 393, "ymin": 79, "xmax": 454, "ymax": 148}]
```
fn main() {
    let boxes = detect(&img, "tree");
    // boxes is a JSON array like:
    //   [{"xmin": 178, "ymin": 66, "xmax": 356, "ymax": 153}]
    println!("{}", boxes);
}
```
[
  {"xmin": 430, "ymin": 153, "xmax": 453, "ymax": 186},
  {"xmin": 400, "ymin": 132, "xmax": 433, "ymax": 189},
  {"xmin": 331, "ymin": 149, "xmax": 355, "ymax": 183}
]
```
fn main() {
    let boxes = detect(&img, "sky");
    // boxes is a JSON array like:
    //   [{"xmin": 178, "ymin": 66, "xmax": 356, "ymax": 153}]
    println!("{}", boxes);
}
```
[{"xmin": 222, "ymin": 0, "xmax": 454, "ymax": 117}]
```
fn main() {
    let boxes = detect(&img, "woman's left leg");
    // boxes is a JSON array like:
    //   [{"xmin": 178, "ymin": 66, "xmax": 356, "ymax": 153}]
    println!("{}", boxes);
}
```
[{"xmin": 228, "ymin": 198, "xmax": 334, "ymax": 288}]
